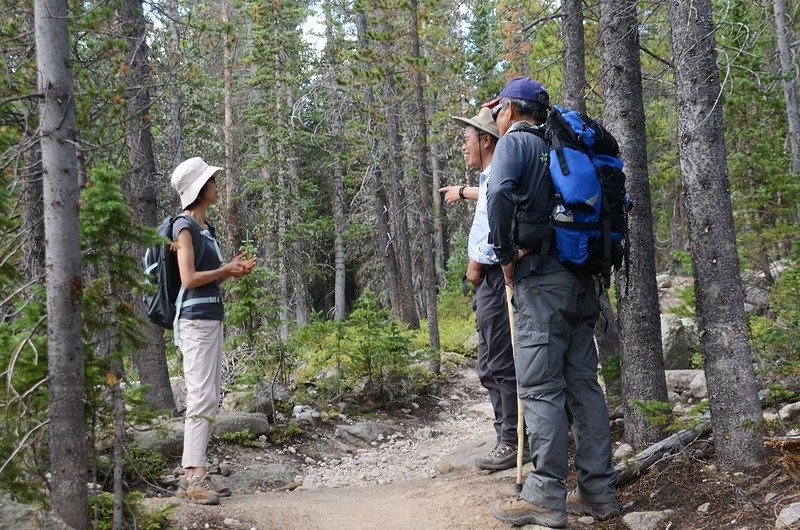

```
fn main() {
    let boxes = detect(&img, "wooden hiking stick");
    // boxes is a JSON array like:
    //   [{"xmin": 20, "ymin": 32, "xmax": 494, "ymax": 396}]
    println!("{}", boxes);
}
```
[{"xmin": 505, "ymin": 284, "xmax": 525, "ymax": 493}]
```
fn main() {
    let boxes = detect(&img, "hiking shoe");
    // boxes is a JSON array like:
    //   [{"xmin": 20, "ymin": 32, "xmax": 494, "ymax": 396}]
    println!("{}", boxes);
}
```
[
  {"xmin": 178, "ymin": 474, "xmax": 231, "ymax": 498},
  {"xmin": 476, "ymin": 443, "xmax": 519, "ymax": 470},
  {"xmin": 490, "ymin": 497, "xmax": 566, "ymax": 528},
  {"xmin": 176, "ymin": 474, "xmax": 221, "ymax": 505},
  {"xmin": 566, "ymin": 488, "xmax": 619, "ymax": 520}
]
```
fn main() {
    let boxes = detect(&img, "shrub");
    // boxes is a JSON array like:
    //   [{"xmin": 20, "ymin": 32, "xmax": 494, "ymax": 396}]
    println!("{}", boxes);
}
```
[{"xmin": 88, "ymin": 491, "xmax": 173, "ymax": 530}]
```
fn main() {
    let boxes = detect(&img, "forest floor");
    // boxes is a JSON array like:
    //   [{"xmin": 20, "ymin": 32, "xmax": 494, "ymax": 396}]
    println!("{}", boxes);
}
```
[{"xmin": 145, "ymin": 364, "xmax": 800, "ymax": 530}]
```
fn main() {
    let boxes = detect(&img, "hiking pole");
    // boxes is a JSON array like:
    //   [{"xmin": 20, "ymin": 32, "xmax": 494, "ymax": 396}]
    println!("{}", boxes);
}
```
[{"xmin": 505, "ymin": 284, "xmax": 525, "ymax": 494}]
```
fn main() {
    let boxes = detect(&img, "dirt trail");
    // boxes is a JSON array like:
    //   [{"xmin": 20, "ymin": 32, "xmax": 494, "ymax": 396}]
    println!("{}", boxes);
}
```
[
  {"xmin": 159, "ymin": 473, "xmax": 523, "ymax": 530},
  {"xmin": 150, "ymin": 368, "xmax": 550, "ymax": 530}
]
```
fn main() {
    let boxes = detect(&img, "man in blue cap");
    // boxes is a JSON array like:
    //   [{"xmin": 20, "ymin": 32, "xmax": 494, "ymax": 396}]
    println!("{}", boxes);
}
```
[{"xmin": 484, "ymin": 77, "xmax": 618, "ymax": 528}]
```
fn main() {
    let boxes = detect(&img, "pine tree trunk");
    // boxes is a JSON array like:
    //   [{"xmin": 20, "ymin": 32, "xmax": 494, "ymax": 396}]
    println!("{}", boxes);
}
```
[
  {"xmin": 562, "ymin": 0, "xmax": 587, "ymax": 114},
  {"xmin": 275, "ymin": 81, "xmax": 290, "ymax": 341},
  {"xmin": 668, "ymin": 0, "xmax": 765, "ymax": 465},
  {"xmin": 409, "ymin": 0, "xmax": 440, "ymax": 358},
  {"xmin": 325, "ymin": 2, "xmax": 347, "ymax": 321},
  {"xmin": 169, "ymin": 0, "xmax": 184, "ymax": 167},
  {"xmin": 601, "ymin": 0, "xmax": 668, "ymax": 447},
  {"xmin": 381, "ymin": 46, "xmax": 419, "ymax": 328},
  {"xmin": 431, "ymin": 143, "xmax": 445, "ymax": 283},
  {"xmin": 773, "ymin": 0, "xmax": 800, "ymax": 174},
  {"xmin": 356, "ymin": 8, "xmax": 403, "ymax": 317},
  {"xmin": 122, "ymin": 0, "xmax": 176, "ymax": 412},
  {"xmin": 34, "ymin": 0, "xmax": 88, "ymax": 526},
  {"xmin": 222, "ymin": 0, "xmax": 241, "ymax": 252}
]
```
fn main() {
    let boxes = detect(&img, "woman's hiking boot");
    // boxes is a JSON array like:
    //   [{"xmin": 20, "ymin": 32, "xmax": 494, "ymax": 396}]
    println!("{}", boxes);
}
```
[{"xmin": 176, "ymin": 473, "xmax": 224, "ymax": 505}]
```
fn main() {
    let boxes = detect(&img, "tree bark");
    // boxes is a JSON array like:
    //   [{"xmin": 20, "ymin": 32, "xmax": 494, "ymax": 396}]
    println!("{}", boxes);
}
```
[
  {"xmin": 430, "ymin": 143, "xmax": 445, "ymax": 284},
  {"xmin": 409, "ymin": 0, "xmax": 440, "ymax": 359},
  {"xmin": 772, "ymin": 0, "xmax": 800, "ymax": 174},
  {"xmin": 668, "ymin": 0, "xmax": 765, "ymax": 465},
  {"xmin": 355, "ymin": 10, "xmax": 403, "ymax": 316},
  {"xmin": 561, "ymin": 0, "xmax": 587, "ymax": 114},
  {"xmin": 169, "ymin": 0, "xmax": 185, "ymax": 167},
  {"xmin": 222, "ymin": 0, "xmax": 241, "ymax": 252},
  {"xmin": 325, "ymin": 1, "xmax": 347, "ymax": 321},
  {"xmin": 34, "ymin": 0, "xmax": 88, "ymax": 526},
  {"xmin": 380, "ymin": 19, "xmax": 419, "ymax": 328},
  {"xmin": 122, "ymin": 0, "xmax": 176, "ymax": 412},
  {"xmin": 601, "ymin": 0, "xmax": 668, "ymax": 447}
]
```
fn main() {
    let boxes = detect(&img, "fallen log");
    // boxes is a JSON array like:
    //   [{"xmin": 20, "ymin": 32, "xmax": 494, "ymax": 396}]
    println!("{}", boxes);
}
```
[{"xmin": 615, "ymin": 419, "xmax": 712, "ymax": 487}]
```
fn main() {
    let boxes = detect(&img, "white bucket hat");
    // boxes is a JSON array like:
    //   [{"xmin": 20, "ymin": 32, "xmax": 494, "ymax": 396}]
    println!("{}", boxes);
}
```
[{"xmin": 171, "ymin": 157, "xmax": 222, "ymax": 209}]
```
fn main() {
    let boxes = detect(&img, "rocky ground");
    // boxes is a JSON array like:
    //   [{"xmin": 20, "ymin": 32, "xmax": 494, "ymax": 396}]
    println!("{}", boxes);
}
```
[{"xmin": 142, "ymin": 361, "xmax": 800, "ymax": 530}]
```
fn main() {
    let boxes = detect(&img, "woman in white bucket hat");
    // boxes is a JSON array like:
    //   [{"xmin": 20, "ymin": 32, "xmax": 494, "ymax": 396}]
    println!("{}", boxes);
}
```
[{"xmin": 170, "ymin": 157, "xmax": 256, "ymax": 505}]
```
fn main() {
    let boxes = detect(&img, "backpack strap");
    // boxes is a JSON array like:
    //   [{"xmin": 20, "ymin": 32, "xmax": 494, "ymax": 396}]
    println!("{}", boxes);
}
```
[{"xmin": 170, "ymin": 214, "xmax": 215, "ymax": 346}]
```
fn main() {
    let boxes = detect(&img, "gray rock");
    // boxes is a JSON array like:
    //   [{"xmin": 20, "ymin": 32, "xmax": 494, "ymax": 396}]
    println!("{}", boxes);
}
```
[
  {"xmin": 661, "ymin": 314, "xmax": 691, "ymax": 369},
  {"xmin": 437, "ymin": 399, "xmax": 451, "ymax": 408},
  {"xmin": 130, "ymin": 421, "xmax": 184, "ymax": 457},
  {"xmin": 0, "ymin": 492, "xmax": 72, "ymax": 530},
  {"xmin": 776, "ymin": 502, "xmax": 800, "ymax": 528},
  {"xmin": 220, "ymin": 391, "xmax": 250, "ymax": 413},
  {"xmin": 667, "ymin": 390, "xmax": 682, "ymax": 404},
  {"xmin": 689, "ymin": 372, "xmax": 708, "ymax": 399},
  {"xmin": 614, "ymin": 443, "xmax": 634, "ymax": 459},
  {"xmin": 622, "ymin": 510, "xmax": 674, "ymax": 530},
  {"xmin": 463, "ymin": 332, "xmax": 479, "ymax": 353},
  {"xmin": 697, "ymin": 502, "xmax": 710, "ymax": 513},
  {"xmin": 680, "ymin": 317, "xmax": 701, "ymax": 354},
  {"xmin": 250, "ymin": 381, "xmax": 292, "ymax": 415},
  {"xmin": 170, "ymin": 377, "xmax": 187, "ymax": 411},
  {"xmin": 222, "ymin": 463, "xmax": 300, "ymax": 492},
  {"xmin": 213, "ymin": 412, "xmax": 271, "ymax": 437},
  {"xmin": 656, "ymin": 273, "xmax": 671, "ymax": 284},
  {"xmin": 436, "ymin": 437, "xmax": 494, "ymax": 474},
  {"xmin": 296, "ymin": 411, "xmax": 318, "ymax": 424},
  {"xmin": 465, "ymin": 402, "xmax": 495, "ymax": 421},
  {"xmin": 437, "ymin": 412, "xmax": 453, "ymax": 422},
  {"xmin": 665, "ymin": 370, "xmax": 703, "ymax": 391},
  {"xmin": 335, "ymin": 422, "xmax": 389, "ymax": 444},
  {"xmin": 779, "ymin": 402, "xmax": 800, "ymax": 421}
]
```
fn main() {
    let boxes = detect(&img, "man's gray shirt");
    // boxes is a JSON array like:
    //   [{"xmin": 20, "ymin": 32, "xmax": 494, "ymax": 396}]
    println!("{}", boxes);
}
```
[{"xmin": 486, "ymin": 120, "xmax": 566, "ymax": 275}]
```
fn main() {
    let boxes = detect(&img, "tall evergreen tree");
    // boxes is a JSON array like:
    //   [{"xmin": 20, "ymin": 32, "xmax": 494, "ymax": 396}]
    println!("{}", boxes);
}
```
[
  {"xmin": 34, "ymin": 0, "xmax": 88, "ymax": 525},
  {"xmin": 601, "ymin": 0, "xmax": 668, "ymax": 447},
  {"xmin": 668, "ymin": 0, "xmax": 764, "ymax": 465}
]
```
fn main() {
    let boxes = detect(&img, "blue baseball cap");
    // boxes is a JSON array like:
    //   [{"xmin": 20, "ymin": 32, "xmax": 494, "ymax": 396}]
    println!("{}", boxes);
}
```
[{"xmin": 483, "ymin": 77, "xmax": 548, "ymax": 108}]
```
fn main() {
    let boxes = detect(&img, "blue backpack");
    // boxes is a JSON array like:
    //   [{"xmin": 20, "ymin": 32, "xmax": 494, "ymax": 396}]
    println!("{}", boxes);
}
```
[
  {"xmin": 546, "ymin": 106, "xmax": 629, "ymax": 287},
  {"xmin": 511, "ymin": 106, "xmax": 630, "ymax": 287}
]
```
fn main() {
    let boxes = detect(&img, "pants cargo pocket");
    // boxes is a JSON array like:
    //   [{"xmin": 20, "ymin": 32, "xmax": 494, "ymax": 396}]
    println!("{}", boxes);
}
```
[{"xmin": 514, "ymin": 323, "xmax": 552, "ymax": 389}]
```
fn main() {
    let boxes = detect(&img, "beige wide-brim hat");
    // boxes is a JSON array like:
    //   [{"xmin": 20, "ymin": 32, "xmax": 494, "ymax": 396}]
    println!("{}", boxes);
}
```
[
  {"xmin": 170, "ymin": 157, "xmax": 222, "ymax": 209},
  {"xmin": 451, "ymin": 107, "xmax": 500, "ymax": 139}
]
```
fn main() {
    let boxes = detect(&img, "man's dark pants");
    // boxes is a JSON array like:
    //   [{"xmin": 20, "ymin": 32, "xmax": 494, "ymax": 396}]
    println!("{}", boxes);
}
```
[
  {"xmin": 475, "ymin": 265, "xmax": 518, "ymax": 446},
  {"xmin": 512, "ymin": 269, "xmax": 616, "ymax": 510}
]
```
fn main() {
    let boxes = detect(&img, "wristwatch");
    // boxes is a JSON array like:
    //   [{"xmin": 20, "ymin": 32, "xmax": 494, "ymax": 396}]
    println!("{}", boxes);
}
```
[{"xmin": 458, "ymin": 185, "xmax": 466, "ymax": 199}]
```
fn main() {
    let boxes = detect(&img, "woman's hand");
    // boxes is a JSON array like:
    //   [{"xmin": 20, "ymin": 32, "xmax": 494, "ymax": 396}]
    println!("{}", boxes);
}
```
[{"xmin": 223, "ymin": 252, "xmax": 257, "ymax": 279}]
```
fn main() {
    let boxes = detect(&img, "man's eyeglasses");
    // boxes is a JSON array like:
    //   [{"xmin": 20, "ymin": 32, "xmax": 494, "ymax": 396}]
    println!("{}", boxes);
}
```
[
  {"xmin": 462, "ymin": 132, "xmax": 484, "ymax": 143},
  {"xmin": 491, "ymin": 102, "xmax": 506, "ymax": 122}
]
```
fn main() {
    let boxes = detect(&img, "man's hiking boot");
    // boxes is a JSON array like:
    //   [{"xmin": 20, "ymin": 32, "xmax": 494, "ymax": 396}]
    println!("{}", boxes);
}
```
[
  {"xmin": 490, "ymin": 497, "xmax": 566, "ymax": 528},
  {"xmin": 475, "ymin": 443, "xmax": 529, "ymax": 471},
  {"xmin": 176, "ymin": 473, "xmax": 223, "ymax": 505},
  {"xmin": 566, "ymin": 488, "xmax": 619, "ymax": 520}
]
